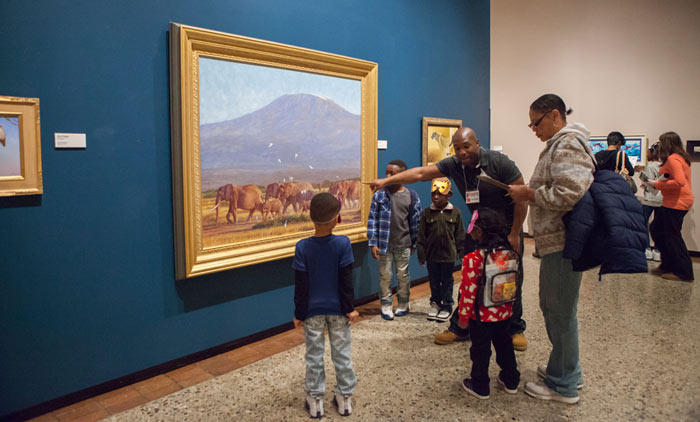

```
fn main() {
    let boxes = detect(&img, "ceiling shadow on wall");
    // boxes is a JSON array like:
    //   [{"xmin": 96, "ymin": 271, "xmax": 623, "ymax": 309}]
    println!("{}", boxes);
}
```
[
  {"xmin": 0, "ymin": 194, "xmax": 42, "ymax": 208},
  {"xmin": 175, "ymin": 256, "xmax": 294, "ymax": 312},
  {"xmin": 176, "ymin": 241, "xmax": 371, "ymax": 312}
]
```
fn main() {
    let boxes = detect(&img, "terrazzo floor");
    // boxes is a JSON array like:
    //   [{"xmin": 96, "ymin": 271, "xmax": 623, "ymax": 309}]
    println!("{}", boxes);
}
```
[{"xmin": 106, "ymin": 246, "xmax": 700, "ymax": 422}]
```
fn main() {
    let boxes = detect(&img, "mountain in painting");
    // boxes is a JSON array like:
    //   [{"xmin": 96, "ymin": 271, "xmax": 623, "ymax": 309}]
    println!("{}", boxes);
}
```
[{"xmin": 200, "ymin": 93, "xmax": 361, "ymax": 188}]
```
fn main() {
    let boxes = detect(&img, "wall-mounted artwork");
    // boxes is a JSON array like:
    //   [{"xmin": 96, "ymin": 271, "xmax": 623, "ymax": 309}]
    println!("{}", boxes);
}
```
[
  {"xmin": 169, "ymin": 23, "xmax": 378, "ymax": 279},
  {"xmin": 687, "ymin": 140, "xmax": 700, "ymax": 161},
  {"xmin": 422, "ymin": 117, "xmax": 462, "ymax": 166},
  {"xmin": 0, "ymin": 96, "xmax": 42, "ymax": 196},
  {"xmin": 588, "ymin": 134, "xmax": 647, "ymax": 166}
]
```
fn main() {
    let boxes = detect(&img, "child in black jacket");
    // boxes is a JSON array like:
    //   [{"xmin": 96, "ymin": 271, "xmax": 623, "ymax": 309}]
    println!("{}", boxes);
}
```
[{"xmin": 417, "ymin": 178, "xmax": 465, "ymax": 321}]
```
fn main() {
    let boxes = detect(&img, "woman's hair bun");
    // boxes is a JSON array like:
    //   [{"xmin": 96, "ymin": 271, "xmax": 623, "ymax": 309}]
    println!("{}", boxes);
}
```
[{"xmin": 565, "ymin": 108, "xmax": 573, "ymax": 115}]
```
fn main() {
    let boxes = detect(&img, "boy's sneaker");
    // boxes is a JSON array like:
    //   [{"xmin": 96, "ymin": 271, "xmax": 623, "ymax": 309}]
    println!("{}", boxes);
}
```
[
  {"xmin": 652, "ymin": 249, "xmax": 661, "ymax": 262},
  {"xmin": 333, "ymin": 393, "xmax": 352, "ymax": 416},
  {"xmin": 462, "ymin": 378, "xmax": 489, "ymax": 399},
  {"xmin": 645, "ymin": 248, "xmax": 653, "ymax": 260},
  {"xmin": 381, "ymin": 304, "xmax": 394, "ymax": 320},
  {"xmin": 436, "ymin": 310, "xmax": 451, "ymax": 321},
  {"xmin": 395, "ymin": 303, "xmax": 409, "ymax": 317},
  {"xmin": 496, "ymin": 375, "xmax": 518, "ymax": 394},
  {"xmin": 305, "ymin": 395, "xmax": 324, "ymax": 418},
  {"xmin": 427, "ymin": 302, "xmax": 439, "ymax": 321},
  {"xmin": 537, "ymin": 364, "xmax": 584, "ymax": 389},
  {"xmin": 525, "ymin": 381, "xmax": 579, "ymax": 404}
]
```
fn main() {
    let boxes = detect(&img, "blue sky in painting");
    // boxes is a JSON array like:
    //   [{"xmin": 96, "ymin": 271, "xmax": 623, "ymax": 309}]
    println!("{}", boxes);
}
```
[
  {"xmin": 0, "ymin": 116, "xmax": 21, "ymax": 177},
  {"xmin": 198, "ymin": 57, "xmax": 361, "ymax": 124}
]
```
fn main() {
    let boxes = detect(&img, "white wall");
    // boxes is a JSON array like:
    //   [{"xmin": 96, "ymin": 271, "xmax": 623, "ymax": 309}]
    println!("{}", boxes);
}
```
[{"xmin": 491, "ymin": 0, "xmax": 700, "ymax": 251}]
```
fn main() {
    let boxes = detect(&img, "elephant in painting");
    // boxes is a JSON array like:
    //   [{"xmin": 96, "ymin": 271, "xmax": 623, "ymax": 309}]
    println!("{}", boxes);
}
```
[
  {"xmin": 277, "ymin": 182, "xmax": 315, "ymax": 214},
  {"xmin": 329, "ymin": 180, "xmax": 360, "ymax": 209},
  {"xmin": 212, "ymin": 184, "xmax": 263, "ymax": 225},
  {"xmin": 265, "ymin": 182, "xmax": 280, "ymax": 201},
  {"xmin": 262, "ymin": 198, "xmax": 283, "ymax": 220}
]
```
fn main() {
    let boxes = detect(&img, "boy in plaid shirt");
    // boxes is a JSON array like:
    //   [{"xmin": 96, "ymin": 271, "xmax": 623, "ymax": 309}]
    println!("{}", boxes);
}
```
[{"xmin": 367, "ymin": 160, "xmax": 421, "ymax": 320}]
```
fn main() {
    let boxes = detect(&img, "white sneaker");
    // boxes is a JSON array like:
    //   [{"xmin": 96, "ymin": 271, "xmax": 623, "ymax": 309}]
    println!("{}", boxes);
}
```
[
  {"xmin": 652, "ymin": 249, "xmax": 661, "ymax": 262},
  {"xmin": 395, "ymin": 303, "xmax": 409, "ymax": 317},
  {"xmin": 427, "ymin": 302, "xmax": 439, "ymax": 320},
  {"xmin": 305, "ymin": 395, "xmax": 324, "ymax": 418},
  {"xmin": 645, "ymin": 248, "xmax": 653, "ymax": 260},
  {"xmin": 525, "ymin": 381, "xmax": 579, "ymax": 404},
  {"xmin": 381, "ymin": 304, "xmax": 394, "ymax": 320},
  {"xmin": 436, "ymin": 310, "xmax": 451, "ymax": 321},
  {"xmin": 333, "ymin": 393, "xmax": 352, "ymax": 416}
]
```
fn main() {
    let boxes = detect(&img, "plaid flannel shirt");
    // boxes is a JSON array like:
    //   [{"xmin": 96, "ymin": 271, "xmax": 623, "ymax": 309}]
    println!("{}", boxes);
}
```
[{"xmin": 367, "ymin": 188, "xmax": 421, "ymax": 254}]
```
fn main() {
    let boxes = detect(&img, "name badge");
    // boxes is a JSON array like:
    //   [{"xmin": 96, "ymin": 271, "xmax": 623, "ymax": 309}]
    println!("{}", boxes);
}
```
[{"xmin": 465, "ymin": 190, "xmax": 480, "ymax": 204}]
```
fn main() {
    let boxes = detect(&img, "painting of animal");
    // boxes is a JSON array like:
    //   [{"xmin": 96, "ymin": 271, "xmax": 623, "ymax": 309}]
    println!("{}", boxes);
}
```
[
  {"xmin": 292, "ymin": 188, "xmax": 315, "ymax": 215},
  {"xmin": 277, "ymin": 182, "xmax": 314, "ymax": 214},
  {"xmin": 329, "ymin": 180, "xmax": 360, "ymax": 208},
  {"xmin": 212, "ymin": 184, "xmax": 263, "ymax": 225},
  {"xmin": 262, "ymin": 198, "xmax": 283, "ymax": 220},
  {"xmin": 265, "ymin": 182, "xmax": 280, "ymax": 200}
]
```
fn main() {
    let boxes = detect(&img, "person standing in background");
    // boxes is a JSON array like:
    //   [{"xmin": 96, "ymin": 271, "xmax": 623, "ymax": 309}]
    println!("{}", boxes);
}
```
[
  {"xmin": 649, "ymin": 132, "xmax": 695, "ymax": 282},
  {"xmin": 638, "ymin": 142, "xmax": 663, "ymax": 261}
]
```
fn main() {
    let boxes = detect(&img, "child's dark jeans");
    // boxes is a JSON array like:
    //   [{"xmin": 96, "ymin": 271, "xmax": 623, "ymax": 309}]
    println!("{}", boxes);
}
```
[
  {"xmin": 469, "ymin": 317, "xmax": 520, "ymax": 395},
  {"xmin": 427, "ymin": 261, "xmax": 455, "ymax": 312}
]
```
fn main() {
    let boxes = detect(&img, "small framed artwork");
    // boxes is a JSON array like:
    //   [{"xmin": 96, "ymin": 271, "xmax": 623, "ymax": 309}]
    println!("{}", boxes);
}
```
[
  {"xmin": 169, "ymin": 23, "xmax": 377, "ymax": 278},
  {"xmin": 422, "ymin": 117, "xmax": 462, "ymax": 166},
  {"xmin": 687, "ymin": 140, "xmax": 700, "ymax": 161},
  {"xmin": 588, "ymin": 134, "xmax": 647, "ymax": 166},
  {"xmin": 0, "ymin": 96, "xmax": 42, "ymax": 196}
]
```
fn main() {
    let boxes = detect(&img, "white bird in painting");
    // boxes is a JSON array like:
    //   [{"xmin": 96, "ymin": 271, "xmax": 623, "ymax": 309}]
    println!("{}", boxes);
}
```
[
  {"xmin": 290, "ymin": 176, "xmax": 294, "ymax": 181},
  {"xmin": 0, "ymin": 126, "xmax": 5, "ymax": 147},
  {"xmin": 268, "ymin": 143, "xmax": 274, "ymax": 148},
  {"xmin": 277, "ymin": 158, "xmax": 282, "ymax": 163},
  {"xmin": 308, "ymin": 165, "xmax": 313, "ymax": 169},
  {"xmin": 294, "ymin": 153, "xmax": 298, "ymax": 159}
]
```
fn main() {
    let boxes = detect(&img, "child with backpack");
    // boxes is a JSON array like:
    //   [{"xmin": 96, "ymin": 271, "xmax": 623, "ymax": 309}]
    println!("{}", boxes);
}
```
[{"xmin": 458, "ymin": 207, "xmax": 520, "ymax": 399}]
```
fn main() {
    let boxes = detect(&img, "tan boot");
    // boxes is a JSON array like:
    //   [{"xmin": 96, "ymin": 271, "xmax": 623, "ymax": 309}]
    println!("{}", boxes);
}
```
[
  {"xmin": 512, "ymin": 332, "xmax": 528, "ymax": 351},
  {"xmin": 434, "ymin": 330, "xmax": 469, "ymax": 345}
]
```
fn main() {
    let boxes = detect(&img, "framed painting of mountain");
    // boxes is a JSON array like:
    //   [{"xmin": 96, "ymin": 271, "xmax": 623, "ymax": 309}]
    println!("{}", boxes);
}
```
[
  {"xmin": 0, "ymin": 96, "xmax": 42, "ymax": 197},
  {"xmin": 169, "ymin": 23, "xmax": 378, "ymax": 279}
]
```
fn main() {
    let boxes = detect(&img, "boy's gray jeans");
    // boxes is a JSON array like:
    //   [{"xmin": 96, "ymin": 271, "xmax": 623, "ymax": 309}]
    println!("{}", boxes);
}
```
[
  {"xmin": 378, "ymin": 247, "xmax": 411, "ymax": 307},
  {"xmin": 304, "ymin": 314, "xmax": 356, "ymax": 397}
]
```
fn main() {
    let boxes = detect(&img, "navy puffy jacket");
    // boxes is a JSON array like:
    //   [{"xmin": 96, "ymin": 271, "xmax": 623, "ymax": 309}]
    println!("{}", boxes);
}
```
[{"xmin": 563, "ymin": 170, "xmax": 648, "ymax": 276}]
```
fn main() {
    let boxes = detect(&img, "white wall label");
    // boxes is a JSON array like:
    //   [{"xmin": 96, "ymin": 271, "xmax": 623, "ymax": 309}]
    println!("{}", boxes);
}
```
[
  {"xmin": 377, "ymin": 139, "xmax": 387, "ymax": 150},
  {"xmin": 55, "ymin": 133, "xmax": 86, "ymax": 149},
  {"xmin": 492, "ymin": 145, "xmax": 503, "ymax": 152}
]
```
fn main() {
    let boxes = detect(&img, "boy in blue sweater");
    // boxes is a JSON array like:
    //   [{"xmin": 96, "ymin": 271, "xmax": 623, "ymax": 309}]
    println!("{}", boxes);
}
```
[{"xmin": 293, "ymin": 193, "xmax": 359, "ymax": 418}]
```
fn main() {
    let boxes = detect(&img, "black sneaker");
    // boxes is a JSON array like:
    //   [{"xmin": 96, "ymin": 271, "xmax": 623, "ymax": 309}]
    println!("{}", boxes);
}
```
[
  {"xmin": 462, "ymin": 378, "xmax": 489, "ymax": 399},
  {"xmin": 497, "ymin": 375, "xmax": 518, "ymax": 394}
]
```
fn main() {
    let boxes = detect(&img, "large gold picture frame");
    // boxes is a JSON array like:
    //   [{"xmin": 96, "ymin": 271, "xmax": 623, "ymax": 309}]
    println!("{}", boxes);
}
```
[
  {"xmin": 169, "ymin": 23, "xmax": 377, "ymax": 279},
  {"xmin": 0, "ymin": 96, "xmax": 42, "ymax": 197},
  {"xmin": 421, "ymin": 117, "xmax": 462, "ymax": 166}
]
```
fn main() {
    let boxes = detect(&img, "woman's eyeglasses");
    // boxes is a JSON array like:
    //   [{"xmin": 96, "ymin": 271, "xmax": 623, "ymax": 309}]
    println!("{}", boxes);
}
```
[{"xmin": 528, "ymin": 110, "xmax": 551, "ymax": 129}]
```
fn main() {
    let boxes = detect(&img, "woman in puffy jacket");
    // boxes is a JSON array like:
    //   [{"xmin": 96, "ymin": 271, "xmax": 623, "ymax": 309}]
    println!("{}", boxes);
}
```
[{"xmin": 649, "ymin": 131, "xmax": 695, "ymax": 282}]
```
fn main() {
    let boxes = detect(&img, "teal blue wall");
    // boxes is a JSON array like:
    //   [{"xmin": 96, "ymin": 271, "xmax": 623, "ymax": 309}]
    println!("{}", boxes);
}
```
[{"xmin": 0, "ymin": 0, "xmax": 489, "ymax": 416}]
